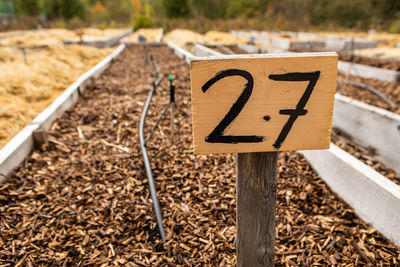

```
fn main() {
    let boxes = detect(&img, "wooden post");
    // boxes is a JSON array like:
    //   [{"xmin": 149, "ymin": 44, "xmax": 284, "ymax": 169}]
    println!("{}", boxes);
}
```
[{"xmin": 236, "ymin": 152, "xmax": 278, "ymax": 267}]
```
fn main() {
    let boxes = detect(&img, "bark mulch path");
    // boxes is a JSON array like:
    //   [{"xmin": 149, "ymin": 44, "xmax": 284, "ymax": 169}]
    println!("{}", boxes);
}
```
[{"xmin": 0, "ymin": 46, "xmax": 399, "ymax": 266}]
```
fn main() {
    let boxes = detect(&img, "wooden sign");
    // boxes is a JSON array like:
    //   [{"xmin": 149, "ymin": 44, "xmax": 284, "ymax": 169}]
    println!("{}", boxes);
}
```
[{"xmin": 190, "ymin": 52, "xmax": 338, "ymax": 154}]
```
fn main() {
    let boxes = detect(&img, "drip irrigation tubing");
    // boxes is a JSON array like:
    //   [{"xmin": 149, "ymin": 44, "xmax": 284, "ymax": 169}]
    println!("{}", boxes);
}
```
[
  {"xmin": 145, "ymin": 102, "xmax": 171, "ymax": 145},
  {"xmin": 138, "ymin": 54, "xmax": 176, "ymax": 242},
  {"xmin": 336, "ymin": 79, "xmax": 397, "ymax": 109}
]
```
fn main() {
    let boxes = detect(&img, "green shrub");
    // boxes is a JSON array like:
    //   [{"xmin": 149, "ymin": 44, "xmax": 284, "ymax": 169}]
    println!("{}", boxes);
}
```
[
  {"xmin": 134, "ymin": 14, "xmax": 153, "ymax": 29},
  {"xmin": 162, "ymin": 0, "xmax": 191, "ymax": 18}
]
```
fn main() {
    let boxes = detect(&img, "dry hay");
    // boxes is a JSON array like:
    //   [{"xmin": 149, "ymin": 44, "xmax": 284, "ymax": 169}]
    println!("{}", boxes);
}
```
[
  {"xmin": 203, "ymin": 30, "xmax": 247, "ymax": 45},
  {"xmin": 67, "ymin": 28, "xmax": 131, "ymax": 42},
  {"xmin": 0, "ymin": 44, "xmax": 113, "ymax": 148},
  {"xmin": 0, "ymin": 28, "xmax": 130, "ymax": 48},
  {"xmin": 0, "ymin": 29, "xmax": 77, "ymax": 48},
  {"xmin": 163, "ymin": 29, "xmax": 246, "ymax": 53},
  {"xmin": 163, "ymin": 29, "xmax": 205, "ymax": 51},
  {"xmin": 122, "ymin": 28, "xmax": 163, "ymax": 43}
]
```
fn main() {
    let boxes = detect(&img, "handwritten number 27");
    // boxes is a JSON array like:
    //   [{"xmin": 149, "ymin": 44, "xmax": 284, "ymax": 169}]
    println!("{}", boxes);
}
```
[{"xmin": 202, "ymin": 69, "xmax": 320, "ymax": 149}]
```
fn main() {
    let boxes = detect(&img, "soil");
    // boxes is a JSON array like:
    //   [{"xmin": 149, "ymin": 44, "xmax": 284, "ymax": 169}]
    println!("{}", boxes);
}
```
[{"xmin": 0, "ymin": 46, "xmax": 399, "ymax": 266}]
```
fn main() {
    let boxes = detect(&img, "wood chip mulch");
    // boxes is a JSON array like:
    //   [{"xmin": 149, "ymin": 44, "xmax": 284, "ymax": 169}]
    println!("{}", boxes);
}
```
[
  {"xmin": 0, "ymin": 46, "xmax": 399, "ymax": 266},
  {"xmin": 336, "ymin": 73, "xmax": 400, "ymax": 114}
]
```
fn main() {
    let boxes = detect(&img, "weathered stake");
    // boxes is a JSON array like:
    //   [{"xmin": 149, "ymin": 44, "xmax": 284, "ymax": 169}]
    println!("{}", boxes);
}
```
[{"xmin": 236, "ymin": 152, "xmax": 278, "ymax": 267}]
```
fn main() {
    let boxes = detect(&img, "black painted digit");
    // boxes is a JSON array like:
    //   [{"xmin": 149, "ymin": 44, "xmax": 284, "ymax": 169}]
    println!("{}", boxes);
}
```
[
  {"xmin": 202, "ymin": 69, "xmax": 263, "ymax": 143},
  {"xmin": 268, "ymin": 71, "xmax": 320, "ymax": 149}
]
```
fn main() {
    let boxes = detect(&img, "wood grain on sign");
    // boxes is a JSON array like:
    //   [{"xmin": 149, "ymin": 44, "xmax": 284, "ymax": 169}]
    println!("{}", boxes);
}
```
[{"xmin": 190, "ymin": 52, "xmax": 338, "ymax": 154}]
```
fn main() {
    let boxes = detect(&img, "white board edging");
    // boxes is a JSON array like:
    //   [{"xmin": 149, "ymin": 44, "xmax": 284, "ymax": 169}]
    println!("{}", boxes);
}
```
[
  {"xmin": 271, "ymin": 38, "xmax": 311, "ymax": 50},
  {"xmin": 333, "ymin": 93, "xmax": 400, "ymax": 174},
  {"xmin": 325, "ymin": 37, "xmax": 378, "ymax": 51},
  {"xmin": 0, "ymin": 44, "xmax": 126, "ymax": 178},
  {"xmin": 194, "ymin": 43, "xmax": 223, "ymax": 57},
  {"xmin": 156, "ymin": 28, "xmax": 164, "ymax": 43},
  {"xmin": 338, "ymin": 60, "xmax": 400, "ymax": 82},
  {"xmin": 301, "ymin": 144, "xmax": 400, "ymax": 247},
  {"xmin": 0, "ymin": 124, "xmax": 39, "ymax": 182},
  {"xmin": 167, "ymin": 42, "xmax": 194, "ymax": 65}
]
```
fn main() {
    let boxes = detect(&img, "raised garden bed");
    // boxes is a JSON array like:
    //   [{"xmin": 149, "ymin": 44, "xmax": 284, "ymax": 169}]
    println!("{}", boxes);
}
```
[
  {"xmin": 0, "ymin": 44, "xmax": 125, "ymax": 179},
  {"xmin": 1, "ymin": 45, "xmax": 399, "ymax": 265},
  {"xmin": 0, "ymin": 44, "xmax": 114, "ymax": 148}
]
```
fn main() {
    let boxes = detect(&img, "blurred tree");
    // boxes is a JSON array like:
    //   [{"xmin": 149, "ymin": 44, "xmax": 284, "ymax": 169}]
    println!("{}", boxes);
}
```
[
  {"xmin": 192, "ymin": 0, "xmax": 229, "ymax": 19},
  {"xmin": 131, "ymin": 0, "xmax": 142, "ymax": 14},
  {"xmin": 225, "ymin": 0, "xmax": 270, "ymax": 18},
  {"xmin": 103, "ymin": 0, "xmax": 133, "ymax": 22},
  {"xmin": 10, "ymin": 0, "xmax": 39, "ymax": 16},
  {"xmin": 89, "ymin": 1, "xmax": 106, "ymax": 22},
  {"xmin": 39, "ymin": 0, "xmax": 88, "ymax": 20},
  {"xmin": 310, "ymin": 0, "xmax": 373, "ymax": 28},
  {"xmin": 162, "ymin": 0, "xmax": 190, "ymax": 18}
]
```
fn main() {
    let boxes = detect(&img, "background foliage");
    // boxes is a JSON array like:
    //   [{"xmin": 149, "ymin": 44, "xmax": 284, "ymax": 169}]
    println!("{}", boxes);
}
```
[{"xmin": 5, "ymin": 0, "xmax": 400, "ymax": 32}]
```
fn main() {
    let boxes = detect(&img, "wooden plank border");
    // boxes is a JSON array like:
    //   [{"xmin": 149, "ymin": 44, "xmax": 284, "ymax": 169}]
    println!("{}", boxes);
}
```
[
  {"xmin": 194, "ymin": 43, "xmax": 223, "ymax": 57},
  {"xmin": 0, "ymin": 44, "xmax": 126, "ymax": 179},
  {"xmin": 337, "ymin": 60, "xmax": 400, "ymax": 82},
  {"xmin": 0, "ymin": 124, "xmax": 39, "ymax": 180},
  {"xmin": 333, "ymin": 94, "xmax": 400, "ymax": 174},
  {"xmin": 168, "ymin": 42, "xmax": 194, "ymax": 65},
  {"xmin": 156, "ymin": 28, "xmax": 164, "ymax": 43},
  {"xmin": 301, "ymin": 144, "xmax": 400, "ymax": 247}
]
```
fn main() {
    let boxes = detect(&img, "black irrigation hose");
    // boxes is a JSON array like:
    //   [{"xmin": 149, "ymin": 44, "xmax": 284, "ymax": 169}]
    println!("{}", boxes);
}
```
[
  {"xmin": 138, "ymin": 57, "xmax": 167, "ymax": 242},
  {"xmin": 145, "ymin": 102, "xmax": 171, "ymax": 145},
  {"xmin": 337, "ymin": 79, "xmax": 397, "ymax": 109}
]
